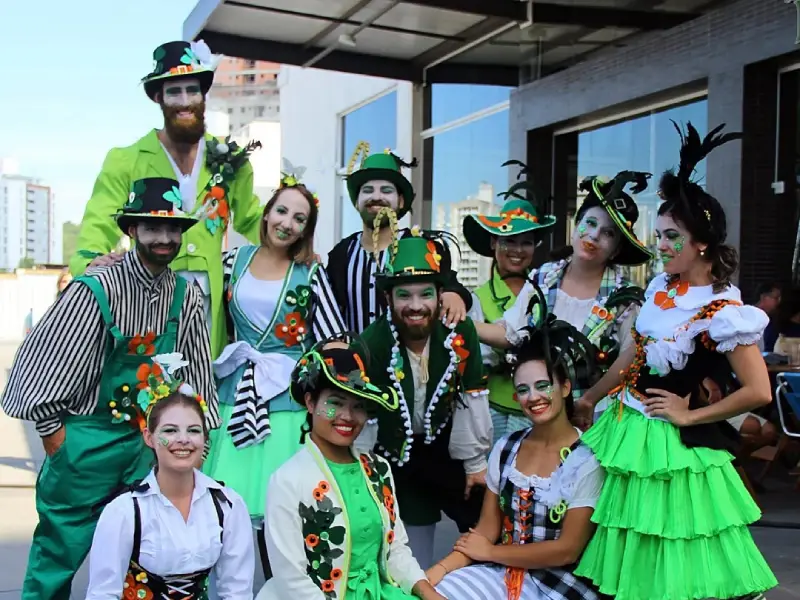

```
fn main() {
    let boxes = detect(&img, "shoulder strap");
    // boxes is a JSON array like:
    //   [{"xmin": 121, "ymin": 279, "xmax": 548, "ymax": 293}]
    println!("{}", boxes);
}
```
[
  {"xmin": 209, "ymin": 488, "xmax": 232, "ymax": 543},
  {"xmin": 131, "ymin": 497, "xmax": 142, "ymax": 564},
  {"xmin": 165, "ymin": 275, "xmax": 187, "ymax": 334},
  {"xmin": 75, "ymin": 276, "xmax": 123, "ymax": 342},
  {"xmin": 498, "ymin": 429, "xmax": 528, "ymax": 490}
]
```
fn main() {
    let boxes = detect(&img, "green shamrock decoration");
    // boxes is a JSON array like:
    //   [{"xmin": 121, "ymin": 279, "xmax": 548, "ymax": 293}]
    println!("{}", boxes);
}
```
[
  {"xmin": 126, "ymin": 181, "xmax": 146, "ymax": 211},
  {"xmin": 180, "ymin": 48, "xmax": 198, "ymax": 66},
  {"xmin": 162, "ymin": 186, "xmax": 183, "ymax": 209},
  {"xmin": 205, "ymin": 216, "xmax": 222, "ymax": 236},
  {"xmin": 153, "ymin": 46, "xmax": 166, "ymax": 75},
  {"xmin": 286, "ymin": 285, "xmax": 312, "ymax": 316}
]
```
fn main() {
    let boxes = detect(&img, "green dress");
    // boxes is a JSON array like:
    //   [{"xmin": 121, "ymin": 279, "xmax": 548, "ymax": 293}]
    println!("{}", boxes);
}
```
[{"xmin": 326, "ymin": 459, "xmax": 415, "ymax": 600}]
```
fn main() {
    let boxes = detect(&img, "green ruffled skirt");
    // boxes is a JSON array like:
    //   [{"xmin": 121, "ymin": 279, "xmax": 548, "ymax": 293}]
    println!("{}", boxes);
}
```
[
  {"xmin": 203, "ymin": 406, "xmax": 306, "ymax": 522},
  {"xmin": 574, "ymin": 401, "xmax": 777, "ymax": 600}
]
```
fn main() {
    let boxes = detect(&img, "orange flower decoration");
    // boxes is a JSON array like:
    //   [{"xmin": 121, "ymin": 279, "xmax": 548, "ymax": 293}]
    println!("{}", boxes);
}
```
[
  {"xmin": 318, "ymin": 481, "xmax": 331, "ymax": 493},
  {"xmin": 360, "ymin": 455, "xmax": 372, "ymax": 476},
  {"xmin": 136, "ymin": 362, "xmax": 163, "ymax": 390},
  {"xmin": 313, "ymin": 487, "xmax": 326, "ymax": 501},
  {"xmin": 275, "ymin": 312, "xmax": 307, "ymax": 347},
  {"xmin": 128, "ymin": 331, "xmax": 156, "ymax": 356},
  {"xmin": 331, "ymin": 568, "xmax": 343, "ymax": 581},
  {"xmin": 425, "ymin": 241, "xmax": 442, "ymax": 272},
  {"xmin": 591, "ymin": 306, "xmax": 612, "ymax": 321},
  {"xmin": 305, "ymin": 533, "xmax": 319, "ymax": 548},
  {"xmin": 451, "ymin": 334, "xmax": 470, "ymax": 375},
  {"xmin": 321, "ymin": 580, "xmax": 335, "ymax": 593},
  {"xmin": 210, "ymin": 198, "xmax": 230, "ymax": 222},
  {"xmin": 386, "ymin": 530, "xmax": 395, "ymax": 544},
  {"xmin": 654, "ymin": 279, "xmax": 689, "ymax": 310},
  {"xmin": 209, "ymin": 186, "xmax": 225, "ymax": 200}
]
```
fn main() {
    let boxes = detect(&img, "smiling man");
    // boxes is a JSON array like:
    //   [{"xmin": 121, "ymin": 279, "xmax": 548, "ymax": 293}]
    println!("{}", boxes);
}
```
[
  {"xmin": 69, "ymin": 40, "xmax": 264, "ymax": 358},
  {"xmin": 2, "ymin": 177, "xmax": 219, "ymax": 600},
  {"xmin": 357, "ymin": 232, "xmax": 492, "ymax": 569},
  {"xmin": 327, "ymin": 148, "xmax": 473, "ymax": 334}
]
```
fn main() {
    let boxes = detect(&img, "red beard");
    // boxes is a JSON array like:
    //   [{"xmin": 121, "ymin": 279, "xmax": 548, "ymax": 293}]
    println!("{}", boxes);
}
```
[{"xmin": 160, "ymin": 100, "xmax": 206, "ymax": 144}]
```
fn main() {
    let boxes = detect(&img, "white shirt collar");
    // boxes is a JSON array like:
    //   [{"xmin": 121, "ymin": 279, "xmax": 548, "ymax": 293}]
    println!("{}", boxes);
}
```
[{"xmin": 135, "ymin": 468, "xmax": 223, "ymax": 506}]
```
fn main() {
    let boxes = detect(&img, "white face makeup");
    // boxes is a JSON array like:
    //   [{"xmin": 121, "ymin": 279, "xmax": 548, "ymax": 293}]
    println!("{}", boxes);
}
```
[
  {"xmin": 161, "ymin": 77, "xmax": 204, "ymax": 108},
  {"xmin": 145, "ymin": 404, "xmax": 205, "ymax": 472},
  {"xmin": 572, "ymin": 206, "xmax": 621, "ymax": 264},
  {"xmin": 357, "ymin": 179, "xmax": 401, "ymax": 218},
  {"xmin": 131, "ymin": 222, "xmax": 183, "ymax": 267},
  {"xmin": 264, "ymin": 188, "xmax": 311, "ymax": 248},
  {"xmin": 513, "ymin": 360, "xmax": 569, "ymax": 426}
]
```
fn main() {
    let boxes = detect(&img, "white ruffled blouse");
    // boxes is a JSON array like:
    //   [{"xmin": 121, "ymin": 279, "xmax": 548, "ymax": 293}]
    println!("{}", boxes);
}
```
[{"xmin": 636, "ymin": 274, "xmax": 768, "ymax": 377}]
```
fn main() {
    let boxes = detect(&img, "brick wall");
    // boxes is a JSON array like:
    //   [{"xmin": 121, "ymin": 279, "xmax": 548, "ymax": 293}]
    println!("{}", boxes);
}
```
[{"xmin": 509, "ymin": 0, "xmax": 800, "ymax": 294}]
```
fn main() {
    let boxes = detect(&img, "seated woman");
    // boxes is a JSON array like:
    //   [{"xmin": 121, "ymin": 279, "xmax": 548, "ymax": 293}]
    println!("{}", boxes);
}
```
[
  {"xmin": 86, "ymin": 370, "xmax": 254, "ymax": 599},
  {"xmin": 429, "ymin": 296, "xmax": 604, "ymax": 600},
  {"xmin": 257, "ymin": 336, "xmax": 445, "ymax": 600}
]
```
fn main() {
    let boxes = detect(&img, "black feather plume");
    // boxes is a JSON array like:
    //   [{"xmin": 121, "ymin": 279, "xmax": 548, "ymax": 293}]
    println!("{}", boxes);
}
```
[{"xmin": 672, "ymin": 121, "xmax": 742, "ymax": 184}]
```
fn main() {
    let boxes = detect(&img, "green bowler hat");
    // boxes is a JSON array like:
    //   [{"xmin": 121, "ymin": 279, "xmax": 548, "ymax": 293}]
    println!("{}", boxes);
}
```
[
  {"xmin": 346, "ymin": 151, "xmax": 415, "ymax": 220},
  {"xmin": 375, "ymin": 235, "xmax": 448, "ymax": 290}
]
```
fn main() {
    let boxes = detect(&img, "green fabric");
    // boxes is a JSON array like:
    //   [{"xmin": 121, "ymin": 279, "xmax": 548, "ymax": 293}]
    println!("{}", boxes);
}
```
[
  {"xmin": 462, "ymin": 198, "xmax": 556, "ymax": 257},
  {"xmin": 22, "ymin": 275, "xmax": 184, "ymax": 599},
  {"xmin": 68, "ymin": 130, "xmax": 264, "ymax": 358},
  {"xmin": 204, "ymin": 407, "xmax": 307, "ymax": 520},
  {"xmin": 346, "ymin": 153, "xmax": 414, "ymax": 220},
  {"xmin": 474, "ymin": 268, "xmax": 523, "ymax": 416},
  {"xmin": 326, "ymin": 460, "xmax": 413, "ymax": 599},
  {"xmin": 574, "ymin": 402, "xmax": 778, "ymax": 600}
]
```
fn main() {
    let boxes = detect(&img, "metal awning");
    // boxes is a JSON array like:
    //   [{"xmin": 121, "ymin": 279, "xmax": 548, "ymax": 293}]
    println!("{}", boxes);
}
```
[{"xmin": 184, "ymin": 0, "xmax": 722, "ymax": 86}]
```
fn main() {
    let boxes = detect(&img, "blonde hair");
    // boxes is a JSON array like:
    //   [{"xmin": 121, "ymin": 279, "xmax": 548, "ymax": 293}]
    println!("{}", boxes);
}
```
[{"xmin": 259, "ymin": 185, "xmax": 318, "ymax": 263}]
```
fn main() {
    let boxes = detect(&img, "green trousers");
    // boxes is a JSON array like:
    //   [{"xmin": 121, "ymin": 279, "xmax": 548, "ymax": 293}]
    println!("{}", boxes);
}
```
[{"xmin": 23, "ymin": 415, "xmax": 151, "ymax": 600}]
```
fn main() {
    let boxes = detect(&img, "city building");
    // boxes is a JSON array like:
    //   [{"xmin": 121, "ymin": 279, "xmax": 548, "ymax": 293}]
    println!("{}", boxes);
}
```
[
  {"xmin": 434, "ymin": 183, "xmax": 498, "ymax": 290},
  {"xmin": 0, "ymin": 173, "xmax": 57, "ymax": 270},
  {"xmin": 184, "ymin": 0, "xmax": 800, "ymax": 296},
  {"xmin": 207, "ymin": 57, "xmax": 280, "ymax": 132}
]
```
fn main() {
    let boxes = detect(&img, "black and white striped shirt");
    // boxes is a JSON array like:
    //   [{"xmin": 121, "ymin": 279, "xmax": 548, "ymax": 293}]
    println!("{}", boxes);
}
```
[
  {"xmin": 326, "ymin": 230, "xmax": 472, "ymax": 334},
  {"xmin": 1, "ymin": 250, "xmax": 218, "ymax": 436}
]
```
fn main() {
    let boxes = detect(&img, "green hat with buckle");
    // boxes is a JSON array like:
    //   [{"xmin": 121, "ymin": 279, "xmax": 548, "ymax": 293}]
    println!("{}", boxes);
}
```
[
  {"xmin": 375, "ymin": 233, "xmax": 449, "ymax": 291},
  {"xmin": 463, "ymin": 160, "xmax": 556, "ymax": 257},
  {"xmin": 346, "ymin": 142, "xmax": 415, "ymax": 220}
]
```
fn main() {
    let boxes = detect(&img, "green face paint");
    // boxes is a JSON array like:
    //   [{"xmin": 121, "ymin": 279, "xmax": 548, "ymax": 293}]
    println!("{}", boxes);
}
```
[
  {"xmin": 158, "ymin": 436, "xmax": 170, "ymax": 447},
  {"xmin": 325, "ymin": 407, "xmax": 336, "ymax": 419},
  {"xmin": 673, "ymin": 236, "xmax": 685, "ymax": 253}
]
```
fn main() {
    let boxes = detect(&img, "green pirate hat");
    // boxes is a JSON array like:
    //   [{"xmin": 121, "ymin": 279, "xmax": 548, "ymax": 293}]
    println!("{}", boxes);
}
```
[
  {"xmin": 290, "ymin": 337, "xmax": 399, "ymax": 412},
  {"xmin": 375, "ymin": 232, "xmax": 450, "ymax": 291},
  {"xmin": 463, "ymin": 160, "xmax": 556, "ymax": 257},
  {"xmin": 578, "ymin": 171, "xmax": 654, "ymax": 266},
  {"xmin": 142, "ymin": 40, "xmax": 221, "ymax": 101},
  {"xmin": 346, "ymin": 142, "xmax": 415, "ymax": 220},
  {"xmin": 115, "ymin": 177, "xmax": 198, "ymax": 233}
]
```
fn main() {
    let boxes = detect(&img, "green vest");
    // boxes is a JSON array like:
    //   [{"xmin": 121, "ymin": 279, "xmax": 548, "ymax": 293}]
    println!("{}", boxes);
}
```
[{"xmin": 474, "ymin": 267, "xmax": 526, "ymax": 415}]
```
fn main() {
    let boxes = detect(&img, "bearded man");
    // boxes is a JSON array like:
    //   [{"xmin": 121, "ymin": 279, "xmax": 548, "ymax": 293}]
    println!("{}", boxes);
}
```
[
  {"xmin": 327, "ymin": 148, "xmax": 472, "ymax": 333},
  {"xmin": 357, "ymin": 232, "xmax": 492, "ymax": 569},
  {"xmin": 69, "ymin": 40, "xmax": 263, "ymax": 358}
]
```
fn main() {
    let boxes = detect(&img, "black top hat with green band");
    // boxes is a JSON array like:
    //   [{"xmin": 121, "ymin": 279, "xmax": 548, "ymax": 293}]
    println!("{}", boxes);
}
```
[
  {"xmin": 374, "ymin": 234, "xmax": 450, "ymax": 291},
  {"xmin": 578, "ymin": 171, "xmax": 653, "ymax": 266},
  {"xmin": 290, "ymin": 340, "xmax": 399, "ymax": 413},
  {"xmin": 463, "ymin": 160, "xmax": 557, "ymax": 257},
  {"xmin": 115, "ymin": 177, "xmax": 198, "ymax": 233},
  {"xmin": 346, "ymin": 143, "xmax": 415, "ymax": 220},
  {"xmin": 142, "ymin": 40, "xmax": 219, "ymax": 101}
]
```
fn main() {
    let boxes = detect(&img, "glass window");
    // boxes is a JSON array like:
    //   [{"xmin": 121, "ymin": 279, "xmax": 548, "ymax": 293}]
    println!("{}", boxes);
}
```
[
  {"xmin": 430, "ymin": 108, "xmax": 510, "ymax": 290},
  {"xmin": 431, "ymin": 84, "xmax": 512, "ymax": 128},
  {"xmin": 574, "ymin": 99, "xmax": 708, "ymax": 287},
  {"xmin": 341, "ymin": 90, "xmax": 398, "ymax": 167}
]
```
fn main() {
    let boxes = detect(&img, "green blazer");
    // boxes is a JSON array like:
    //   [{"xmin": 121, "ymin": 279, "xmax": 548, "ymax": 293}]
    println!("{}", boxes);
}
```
[{"xmin": 68, "ymin": 129, "xmax": 263, "ymax": 358}]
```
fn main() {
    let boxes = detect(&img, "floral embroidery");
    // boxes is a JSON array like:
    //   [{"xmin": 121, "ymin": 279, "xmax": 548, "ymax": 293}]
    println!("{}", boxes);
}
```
[
  {"xmin": 299, "ymin": 487, "xmax": 346, "ymax": 599},
  {"xmin": 654, "ymin": 279, "xmax": 689, "ymax": 310},
  {"xmin": 451, "ymin": 334, "xmax": 470, "ymax": 376},
  {"xmin": 362, "ymin": 453, "xmax": 398, "ymax": 526},
  {"xmin": 591, "ymin": 306, "xmax": 612, "ymax": 321},
  {"xmin": 136, "ymin": 363, "xmax": 163, "ymax": 389},
  {"xmin": 275, "ymin": 311, "xmax": 307, "ymax": 347},
  {"xmin": 123, "ymin": 570, "xmax": 153, "ymax": 600},
  {"xmin": 109, "ymin": 383, "xmax": 145, "ymax": 429},
  {"xmin": 128, "ymin": 332, "xmax": 156, "ymax": 356},
  {"xmin": 424, "ymin": 240, "xmax": 442, "ymax": 271},
  {"xmin": 286, "ymin": 285, "xmax": 313, "ymax": 317},
  {"xmin": 198, "ymin": 137, "xmax": 262, "ymax": 235}
]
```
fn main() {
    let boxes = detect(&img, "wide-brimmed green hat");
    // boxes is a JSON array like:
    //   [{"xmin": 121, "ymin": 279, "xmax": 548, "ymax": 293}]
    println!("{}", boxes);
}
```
[
  {"xmin": 463, "ymin": 198, "xmax": 556, "ymax": 257},
  {"xmin": 115, "ymin": 177, "xmax": 198, "ymax": 233},
  {"xmin": 578, "ymin": 171, "xmax": 654, "ymax": 266},
  {"xmin": 142, "ymin": 40, "xmax": 220, "ymax": 101},
  {"xmin": 375, "ymin": 235, "xmax": 449, "ymax": 290},
  {"xmin": 290, "ymin": 339, "xmax": 399, "ymax": 412},
  {"xmin": 346, "ymin": 151, "xmax": 415, "ymax": 220}
]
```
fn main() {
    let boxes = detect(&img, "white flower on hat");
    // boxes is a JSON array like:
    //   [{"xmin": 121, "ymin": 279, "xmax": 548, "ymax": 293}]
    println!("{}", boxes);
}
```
[
  {"xmin": 190, "ymin": 40, "xmax": 222, "ymax": 71},
  {"xmin": 153, "ymin": 352, "xmax": 190, "ymax": 379}
]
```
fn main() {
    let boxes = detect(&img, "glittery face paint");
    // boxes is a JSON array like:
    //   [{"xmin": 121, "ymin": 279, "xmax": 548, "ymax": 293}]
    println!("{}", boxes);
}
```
[
  {"xmin": 572, "ymin": 207, "xmax": 620, "ymax": 264},
  {"xmin": 315, "ymin": 395, "xmax": 368, "ymax": 421},
  {"xmin": 312, "ymin": 390, "xmax": 369, "ymax": 447},
  {"xmin": 265, "ymin": 188, "xmax": 311, "ymax": 247},
  {"xmin": 148, "ymin": 405, "xmax": 205, "ymax": 471},
  {"xmin": 655, "ymin": 213, "xmax": 697, "ymax": 274},
  {"xmin": 513, "ymin": 360, "xmax": 567, "ymax": 425},
  {"xmin": 158, "ymin": 436, "xmax": 170, "ymax": 447}
]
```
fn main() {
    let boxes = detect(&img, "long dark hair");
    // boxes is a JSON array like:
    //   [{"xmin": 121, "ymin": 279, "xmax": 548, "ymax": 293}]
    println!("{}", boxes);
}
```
[{"xmin": 658, "ymin": 122, "xmax": 741, "ymax": 293}]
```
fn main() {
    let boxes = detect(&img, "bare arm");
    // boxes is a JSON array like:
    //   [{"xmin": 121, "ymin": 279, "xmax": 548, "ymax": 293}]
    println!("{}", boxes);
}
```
[{"xmin": 473, "ymin": 321, "xmax": 511, "ymax": 349}]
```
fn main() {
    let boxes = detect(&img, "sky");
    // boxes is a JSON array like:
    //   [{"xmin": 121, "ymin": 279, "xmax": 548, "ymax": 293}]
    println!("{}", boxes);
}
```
[{"xmin": 0, "ymin": 0, "xmax": 199, "ymax": 227}]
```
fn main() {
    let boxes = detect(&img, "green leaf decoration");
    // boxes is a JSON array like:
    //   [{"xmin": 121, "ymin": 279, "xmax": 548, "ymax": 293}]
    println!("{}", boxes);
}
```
[
  {"xmin": 328, "ymin": 548, "xmax": 344, "ymax": 559},
  {"xmin": 163, "ymin": 186, "xmax": 183, "ymax": 209},
  {"xmin": 154, "ymin": 47, "xmax": 166, "ymax": 61},
  {"xmin": 327, "ymin": 526, "xmax": 346, "ymax": 545},
  {"xmin": 180, "ymin": 48, "xmax": 197, "ymax": 65},
  {"xmin": 133, "ymin": 180, "xmax": 146, "ymax": 195},
  {"xmin": 205, "ymin": 217, "xmax": 221, "ymax": 235},
  {"xmin": 137, "ymin": 389, "xmax": 151, "ymax": 413}
]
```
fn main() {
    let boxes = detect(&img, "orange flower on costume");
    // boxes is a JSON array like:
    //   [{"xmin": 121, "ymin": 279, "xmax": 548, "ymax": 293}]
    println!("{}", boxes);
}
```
[
  {"xmin": 386, "ymin": 530, "xmax": 395, "ymax": 544},
  {"xmin": 313, "ymin": 487, "xmax": 326, "ymax": 501},
  {"xmin": 424, "ymin": 241, "xmax": 442, "ymax": 271},
  {"xmin": 321, "ymin": 580, "xmax": 335, "ymax": 592},
  {"xmin": 275, "ymin": 312, "xmax": 307, "ymax": 347},
  {"xmin": 331, "ymin": 568, "xmax": 343, "ymax": 581},
  {"xmin": 591, "ymin": 306, "xmax": 612, "ymax": 321},
  {"xmin": 136, "ymin": 362, "xmax": 163, "ymax": 389},
  {"xmin": 209, "ymin": 198, "xmax": 230, "ymax": 222},
  {"xmin": 451, "ymin": 334, "xmax": 470, "ymax": 375},
  {"xmin": 654, "ymin": 279, "xmax": 689, "ymax": 310},
  {"xmin": 128, "ymin": 331, "xmax": 156, "ymax": 356},
  {"xmin": 318, "ymin": 481, "xmax": 331, "ymax": 493},
  {"xmin": 305, "ymin": 534, "xmax": 320, "ymax": 548}
]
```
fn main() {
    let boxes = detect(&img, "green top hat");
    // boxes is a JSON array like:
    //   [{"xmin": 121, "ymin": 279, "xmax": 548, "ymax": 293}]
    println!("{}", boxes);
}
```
[
  {"xmin": 115, "ymin": 177, "xmax": 199, "ymax": 233},
  {"xmin": 578, "ymin": 171, "xmax": 654, "ymax": 266},
  {"xmin": 142, "ymin": 40, "xmax": 220, "ymax": 101},
  {"xmin": 346, "ymin": 145, "xmax": 415, "ymax": 220},
  {"xmin": 375, "ymin": 234, "xmax": 449, "ymax": 290},
  {"xmin": 290, "ymin": 339, "xmax": 399, "ymax": 412}
]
